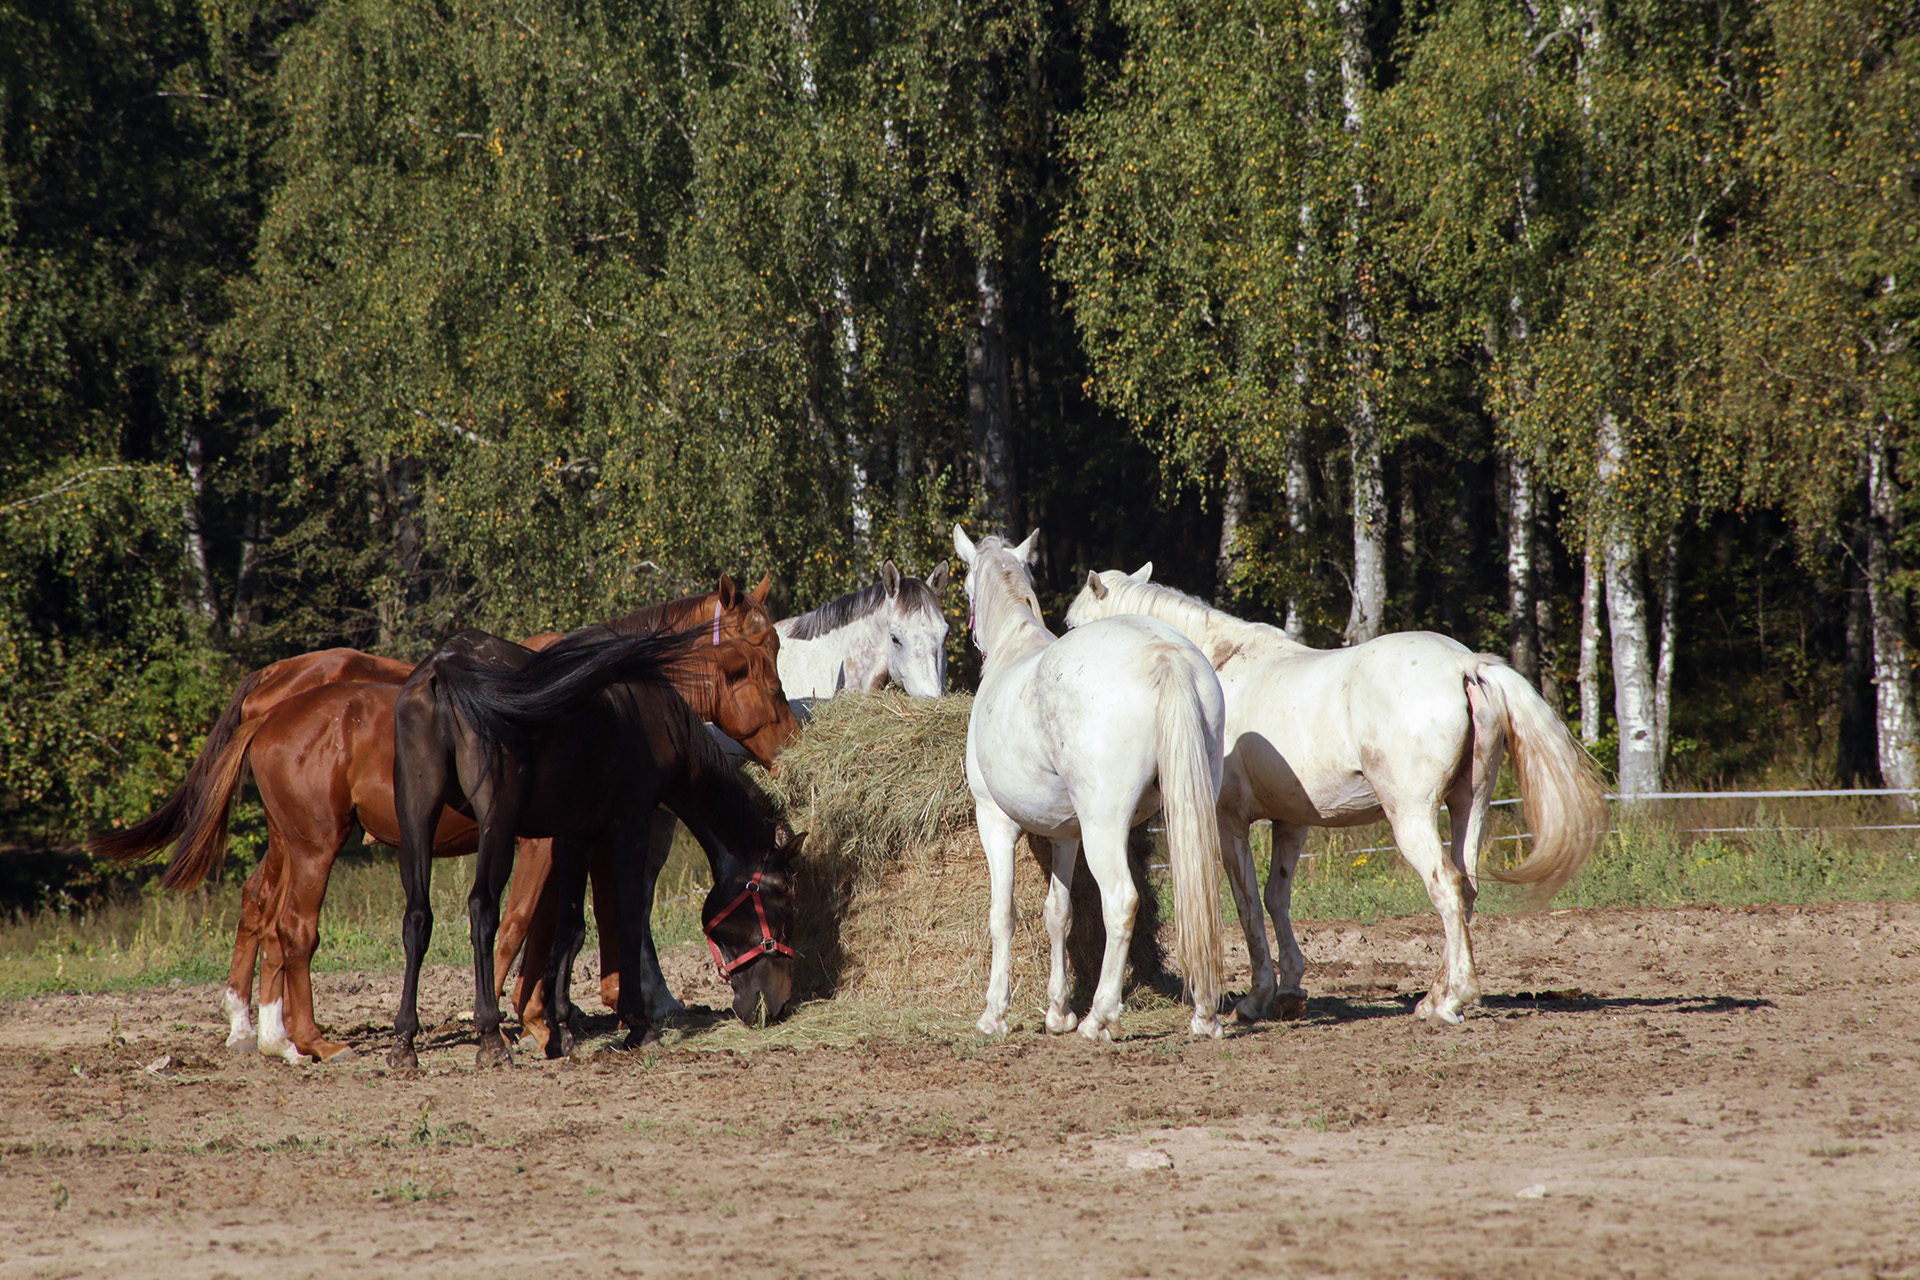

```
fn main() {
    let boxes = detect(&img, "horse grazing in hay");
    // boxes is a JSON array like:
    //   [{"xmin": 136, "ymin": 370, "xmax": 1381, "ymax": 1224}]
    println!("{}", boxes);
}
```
[
  {"xmin": 89, "ymin": 574, "xmax": 780, "ymax": 1055},
  {"xmin": 774, "ymin": 561, "xmax": 951, "ymax": 698},
  {"xmin": 954, "ymin": 526, "xmax": 1227, "ymax": 1041},
  {"xmin": 1066, "ymin": 565, "xmax": 1609, "ymax": 1026},
  {"xmin": 96, "ymin": 628, "xmax": 794, "ymax": 1063},
  {"xmin": 390, "ymin": 626, "xmax": 802, "ymax": 1069}
]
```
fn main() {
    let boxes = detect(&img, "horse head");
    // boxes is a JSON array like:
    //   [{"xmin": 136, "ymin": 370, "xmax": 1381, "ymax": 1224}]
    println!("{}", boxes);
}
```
[
  {"xmin": 713, "ymin": 571, "xmax": 775, "ymax": 641},
  {"xmin": 952, "ymin": 526, "xmax": 1041, "ymax": 656},
  {"xmin": 702, "ymin": 829, "xmax": 806, "ymax": 1026},
  {"xmin": 706, "ymin": 627, "xmax": 800, "ymax": 765},
  {"xmin": 1064, "ymin": 562, "xmax": 1154, "ymax": 630},
  {"xmin": 881, "ymin": 560, "xmax": 951, "ymax": 697}
]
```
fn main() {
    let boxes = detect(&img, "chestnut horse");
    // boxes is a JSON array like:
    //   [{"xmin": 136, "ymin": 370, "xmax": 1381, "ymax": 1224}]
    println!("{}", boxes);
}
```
[
  {"xmin": 105, "ymin": 626, "xmax": 792, "ymax": 1062},
  {"xmin": 90, "ymin": 575, "xmax": 777, "ymax": 1053},
  {"xmin": 390, "ymin": 627, "xmax": 801, "ymax": 1069}
]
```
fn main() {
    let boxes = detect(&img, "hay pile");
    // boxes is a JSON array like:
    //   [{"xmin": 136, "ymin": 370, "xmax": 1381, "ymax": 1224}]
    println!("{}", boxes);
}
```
[{"xmin": 745, "ymin": 691, "xmax": 1166, "ymax": 1015}]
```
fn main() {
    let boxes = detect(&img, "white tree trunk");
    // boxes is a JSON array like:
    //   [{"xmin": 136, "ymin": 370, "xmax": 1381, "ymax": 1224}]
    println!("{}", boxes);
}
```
[
  {"xmin": 1284, "ymin": 429, "xmax": 1311, "ymax": 641},
  {"xmin": 180, "ymin": 419, "xmax": 217, "ymax": 627},
  {"xmin": 1866, "ymin": 429, "xmax": 1920, "ymax": 807},
  {"xmin": 1339, "ymin": 0, "xmax": 1385, "ymax": 648},
  {"xmin": 1216, "ymin": 449, "xmax": 1248, "ymax": 602},
  {"xmin": 1653, "ymin": 528, "xmax": 1678, "ymax": 767},
  {"xmin": 1507, "ymin": 447, "xmax": 1538, "ymax": 684},
  {"xmin": 1597, "ymin": 408, "xmax": 1659, "ymax": 798},
  {"xmin": 1578, "ymin": 536, "xmax": 1602, "ymax": 746}
]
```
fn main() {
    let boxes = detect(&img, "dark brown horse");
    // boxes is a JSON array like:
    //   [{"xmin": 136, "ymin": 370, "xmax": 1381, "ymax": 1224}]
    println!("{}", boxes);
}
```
[
  {"xmin": 390, "ymin": 626, "xmax": 801, "ymax": 1069},
  {"xmin": 103, "ymin": 626, "xmax": 792, "ymax": 1063},
  {"xmin": 91, "ymin": 575, "xmax": 779, "ymax": 1055}
]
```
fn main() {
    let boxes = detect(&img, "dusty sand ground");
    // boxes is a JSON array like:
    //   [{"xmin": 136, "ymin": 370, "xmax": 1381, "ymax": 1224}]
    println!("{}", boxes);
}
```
[{"xmin": 0, "ymin": 900, "xmax": 1916, "ymax": 1279}]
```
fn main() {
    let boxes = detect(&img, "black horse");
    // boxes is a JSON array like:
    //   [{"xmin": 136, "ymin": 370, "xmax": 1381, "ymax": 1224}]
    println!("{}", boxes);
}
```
[{"xmin": 389, "ymin": 625, "xmax": 802, "ymax": 1069}]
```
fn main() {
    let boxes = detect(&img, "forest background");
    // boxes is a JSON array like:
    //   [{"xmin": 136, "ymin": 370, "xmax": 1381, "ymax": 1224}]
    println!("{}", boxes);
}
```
[{"xmin": 1, "ymin": 0, "xmax": 1916, "ymax": 907}]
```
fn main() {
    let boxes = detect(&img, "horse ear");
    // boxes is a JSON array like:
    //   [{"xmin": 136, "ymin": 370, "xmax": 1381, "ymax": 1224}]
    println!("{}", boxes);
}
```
[
  {"xmin": 926, "ymin": 561, "xmax": 950, "ymax": 593},
  {"xmin": 881, "ymin": 561, "xmax": 901, "ymax": 597},
  {"xmin": 1013, "ymin": 528, "xmax": 1041, "ymax": 563},
  {"xmin": 784, "ymin": 830, "xmax": 808, "ymax": 857},
  {"xmin": 1130, "ymin": 561, "xmax": 1154, "ymax": 583},
  {"xmin": 749, "ymin": 572, "xmax": 772, "ymax": 604},
  {"xmin": 717, "ymin": 573, "xmax": 740, "ymax": 606},
  {"xmin": 953, "ymin": 524, "xmax": 977, "ymax": 565},
  {"xmin": 1086, "ymin": 569, "xmax": 1109, "ymax": 600},
  {"xmin": 745, "ymin": 625, "xmax": 778, "ymax": 649}
]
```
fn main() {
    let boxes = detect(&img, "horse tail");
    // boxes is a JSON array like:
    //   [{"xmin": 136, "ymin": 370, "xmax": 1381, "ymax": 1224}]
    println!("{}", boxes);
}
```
[
  {"xmin": 87, "ymin": 667, "xmax": 264, "ymax": 866},
  {"xmin": 1475, "ymin": 662, "xmax": 1610, "ymax": 910},
  {"xmin": 435, "ymin": 627, "xmax": 703, "ymax": 751},
  {"xmin": 1150, "ymin": 645, "xmax": 1226, "ymax": 1027},
  {"xmin": 152, "ymin": 713, "xmax": 269, "ymax": 892}
]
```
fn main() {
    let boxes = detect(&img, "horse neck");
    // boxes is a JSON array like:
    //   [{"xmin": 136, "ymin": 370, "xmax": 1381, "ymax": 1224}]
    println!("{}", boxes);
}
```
[
  {"xmin": 667, "ymin": 756, "xmax": 768, "ymax": 882},
  {"xmin": 1110, "ymin": 581, "xmax": 1304, "ymax": 655},
  {"xmin": 976, "ymin": 559, "xmax": 1054, "ymax": 672},
  {"xmin": 780, "ymin": 602, "xmax": 888, "ymax": 690}
]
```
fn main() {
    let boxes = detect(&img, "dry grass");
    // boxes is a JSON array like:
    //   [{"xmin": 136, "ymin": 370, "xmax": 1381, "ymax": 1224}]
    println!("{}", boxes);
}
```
[{"xmin": 745, "ymin": 691, "xmax": 1166, "ymax": 1013}]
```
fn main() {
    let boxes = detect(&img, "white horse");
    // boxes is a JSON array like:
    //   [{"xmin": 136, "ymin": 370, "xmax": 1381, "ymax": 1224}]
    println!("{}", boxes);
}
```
[
  {"xmin": 776, "ymin": 561, "xmax": 950, "ymax": 698},
  {"xmin": 1066, "ymin": 566, "xmax": 1608, "ymax": 1026},
  {"xmin": 955, "ymin": 526, "xmax": 1227, "ymax": 1040}
]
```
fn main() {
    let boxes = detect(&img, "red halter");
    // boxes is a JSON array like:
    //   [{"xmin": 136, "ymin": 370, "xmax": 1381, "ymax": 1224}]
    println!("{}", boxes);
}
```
[{"xmin": 704, "ymin": 871, "xmax": 795, "ymax": 976}]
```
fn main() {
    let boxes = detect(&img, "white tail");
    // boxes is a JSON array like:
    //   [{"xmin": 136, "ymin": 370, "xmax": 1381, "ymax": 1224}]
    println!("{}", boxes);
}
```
[
  {"xmin": 1476, "ymin": 663, "xmax": 1610, "ymax": 909},
  {"xmin": 1150, "ymin": 648, "xmax": 1225, "ymax": 1024}
]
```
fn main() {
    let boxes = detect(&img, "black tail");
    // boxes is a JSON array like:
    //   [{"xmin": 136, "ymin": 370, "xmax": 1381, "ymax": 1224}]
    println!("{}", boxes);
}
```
[
  {"xmin": 88, "ymin": 666, "xmax": 263, "ymax": 866},
  {"xmin": 433, "ymin": 626, "xmax": 704, "ymax": 757}
]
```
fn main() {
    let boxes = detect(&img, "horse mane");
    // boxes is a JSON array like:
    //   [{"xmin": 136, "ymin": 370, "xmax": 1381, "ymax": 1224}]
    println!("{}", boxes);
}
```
[
  {"xmin": 780, "ymin": 581, "xmax": 887, "ymax": 640},
  {"xmin": 973, "ymin": 540, "xmax": 1051, "ymax": 654},
  {"xmin": 1099, "ymin": 575, "xmax": 1285, "ymax": 650}
]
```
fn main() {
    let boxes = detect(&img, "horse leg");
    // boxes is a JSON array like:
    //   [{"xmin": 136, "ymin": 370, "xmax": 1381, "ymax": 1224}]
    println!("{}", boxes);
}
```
[
  {"xmin": 387, "ymin": 685, "xmax": 449, "ymax": 1072},
  {"xmin": 539, "ymin": 834, "xmax": 593, "ymax": 1059},
  {"xmin": 1263, "ymin": 823, "xmax": 1312, "ymax": 1021},
  {"xmin": 494, "ymin": 836, "xmax": 549, "ymax": 1004},
  {"xmin": 1077, "ymin": 815, "xmax": 1139, "ymax": 1042},
  {"xmin": 613, "ymin": 810, "xmax": 684, "ymax": 1022},
  {"xmin": 467, "ymin": 817, "xmax": 519, "ymax": 1068},
  {"xmin": 1391, "ymin": 803, "xmax": 1480, "ymax": 1024},
  {"xmin": 973, "ymin": 798, "xmax": 1024, "ymax": 1036},
  {"xmin": 608, "ymin": 815, "xmax": 664, "ymax": 1051},
  {"xmin": 278, "ymin": 837, "xmax": 351, "ymax": 1062},
  {"xmin": 1219, "ymin": 809, "xmax": 1278, "ymax": 1023},
  {"xmin": 1041, "ymin": 837, "xmax": 1080, "ymax": 1034},
  {"xmin": 222, "ymin": 858, "xmax": 272, "ymax": 1051},
  {"xmin": 510, "ymin": 841, "xmax": 563, "ymax": 1055}
]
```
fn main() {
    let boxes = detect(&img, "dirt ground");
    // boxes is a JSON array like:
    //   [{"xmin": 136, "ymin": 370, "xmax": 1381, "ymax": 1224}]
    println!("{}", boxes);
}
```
[{"xmin": 0, "ymin": 899, "xmax": 1916, "ymax": 1279}]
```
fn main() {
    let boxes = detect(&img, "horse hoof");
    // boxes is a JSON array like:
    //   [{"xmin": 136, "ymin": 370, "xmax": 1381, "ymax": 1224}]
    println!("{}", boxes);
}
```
[
  {"xmin": 1189, "ymin": 1011, "xmax": 1224, "ymax": 1039},
  {"xmin": 475, "ymin": 1037, "xmax": 514, "ymax": 1069},
  {"xmin": 386, "ymin": 1045, "xmax": 419, "ymax": 1073},
  {"xmin": 225, "ymin": 1032, "xmax": 258, "ymax": 1055},
  {"xmin": 1414, "ymin": 995, "xmax": 1434, "ymax": 1021},
  {"xmin": 975, "ymin": 1013, "xmax": 1009, "ymax": 1037},
  {"xmin": 1044, "ymin": 1009, "xmax": 1079, "ymax": 1034},
  {"xmin": 315, "ymin": 1040, "xmax": 355, "ymax": 1064},
  {"xmin": 1275, "ymin": 993, "xmax": 1309, "ymax": 1022},
  {"xmin": 622, "ymin": 1025, "xmax": 662, "ymax": 1051},
  {"xmin": 1078, "ymin": 1020, "xmax": 1114, "ymax": 1043}
]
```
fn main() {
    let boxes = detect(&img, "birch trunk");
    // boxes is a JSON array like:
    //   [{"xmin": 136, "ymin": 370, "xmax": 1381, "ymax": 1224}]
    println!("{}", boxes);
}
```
[
  {"xmin": 180, "ymin": 419, "xmax": 217, "ymax": 627},
  {"xmin": 1653, "ymin": 528, "xmax": 1678, "ymax": 767},
  {"xmin": 1507, "ymin": 448, "xmax": 1539, "ymax": 685},
  {"xmin": 1578, "ymin": 536, "xmax": 1603, "ymax": 746},
  {"xmin": 1216, "ymin": 449, "xmax": 1248, "ymax": 602},
  {"xmin": 1284, "ymin": 429, "xmax": 1312, "ymax": 641},
  {"xmin": 1598, "ymin": 407, "xmax": 1659, "ymax": 798},
  {"xmin": 1865, "ymin": 430, "xmax": 1920, "ymax": 807},
  {"xmin": 1339, "ymin": 0, "xmax": 1385, "ymax": 648},
  {"xmin": 966, "ymin": 255, "xmax": 1017, "ymax": 534}
]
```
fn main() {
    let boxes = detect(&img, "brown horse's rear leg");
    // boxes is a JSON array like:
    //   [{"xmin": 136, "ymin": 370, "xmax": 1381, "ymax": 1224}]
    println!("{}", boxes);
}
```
[
  {"xmin": 223, "ymin": 859, "xmax": 273, "ymax": 1051},
  {"xmin": 509, "ymin": 844, "xmax": 566, "ymax": 1054},
  {"xmin": 277, "ymin": 840, "xmax": 350, "ymax": 1062}
]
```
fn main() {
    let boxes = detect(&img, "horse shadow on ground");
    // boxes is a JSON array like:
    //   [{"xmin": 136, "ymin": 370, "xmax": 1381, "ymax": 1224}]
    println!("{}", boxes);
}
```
[{"xmin": 1217, "ymin": 990, "xmax": 1776, "ymax": 1038}]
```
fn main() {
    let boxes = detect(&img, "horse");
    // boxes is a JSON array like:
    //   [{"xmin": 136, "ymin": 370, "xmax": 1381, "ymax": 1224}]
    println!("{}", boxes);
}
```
[
  {"xmin": 953, "ymin": 526, "xmax": 1227, "ymax": 1041},
  {"xmin": 774, "ymin": 561, "xmax": 951, "ymax": 698},
  {"xmin": 389, "ymin": 626, "xmax": 802, "ymax": 1069},
  {"xmin": 98, "ymin": 627, "xmax": 794, "ymax": 1063},
  {"xmin": 1065, "ymin": 565, "xmax": 1609, "ymax": 1025},
  {"xmin": 89, "ymin": 573, "xmax": 779, "ymax": 1053}
]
